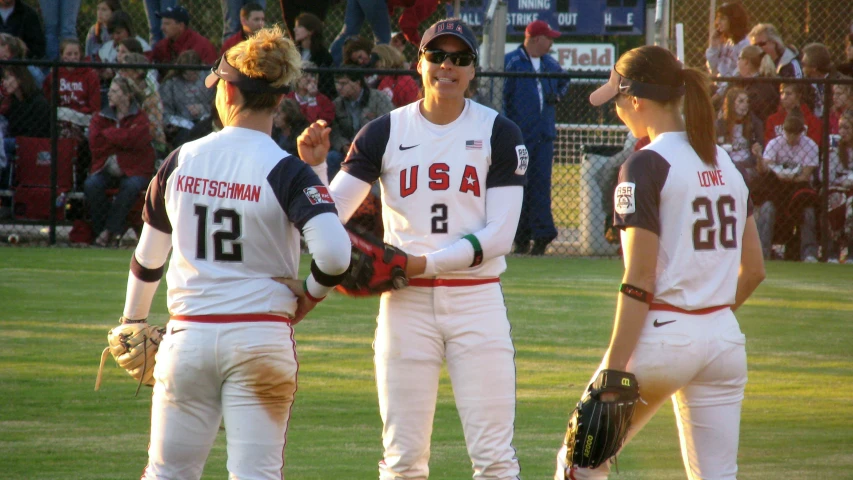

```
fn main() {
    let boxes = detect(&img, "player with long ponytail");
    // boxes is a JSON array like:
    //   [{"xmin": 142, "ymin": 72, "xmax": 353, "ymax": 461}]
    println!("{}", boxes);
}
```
[{"xmin": 556, "ymin": 45, "xmax": 766, "ymax": 480}]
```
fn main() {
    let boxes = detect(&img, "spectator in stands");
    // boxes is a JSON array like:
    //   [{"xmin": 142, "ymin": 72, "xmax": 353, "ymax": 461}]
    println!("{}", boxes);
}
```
[
  {"xmin": 765, "ymin": 83, "xmax": 822, "ymax": 145},
  {"xmin": 141, "ymin": 0, "xmax": 176, "ymax": 45},
  {"xmin": 735, "ymin": 44, "xmax": 779, "ymax": 122},
  {"xmin": 716, "ymin": 87, "xmax": 764, "ymax": 187},
  {"xmin": 801, "ymin": 42, "xmax": 840, "ymax": 117},
  {"xmin": 85, "ymin": 0, "xmax": 122, "ymax": 58},
  {"xmin": 272, "ymin": 97, "xmax": 308, "ymax": 153},
  {"xmin": 185, "ymin": 98, "xmax": 222, "ymax": 143},
  {"xmin": 285, "ymin": 61, "xmax": 334, "ymax": 123},
  {"xmin": 0, "ymin": 64, "xmax": 49, "ymax": 187},
  {"xmin": 390, "ymin": 31, "xmax": 407, "ymax": 53},
  {"xmin": 327, "ymin": 68, "xmax": 394, "ymax": 179},
  {"xmin": 830, "ymin": 83, "xmax": 852, "ymax": 134},
  {"xmin": 0, "ymin": 0, "xmax": 45, "ymax": 59},
  {"xmin": 119, "ymin": 52, "xmax": 167, "ymax": 155},
  {"xmin": 117, "ymin": 38, "xmax": 146, "ymax": 62},
  {"xmin": 151, "ymin": 6, "xmax": 218, "ymax": 66},
  {"xmin": 706, "ymin": 1, "xmax": 750, "ymax": 97},
  {"xmin": 279, "ymin": 0, "xmax": 333, "ymax": 33},
  {"xmin": 329, "ymin": 0, "xmax": 391, "ymax": 66},
  {"xmin": 0, "ymin": 33, "xmax": 45, "ymax": 87},
  {"xmin": 160, "ymin": 49, "xmax": 213, "ymax": 147},
  {"xmin": 748, "ymin": 23, "xmax": 803, "ymax": 78},
  {"xmin": 504, "ymin": 20, "xmax": 569, "ymax": 256},
  {"xmin": 827, "ymin": 110, "xmax": 853, "ymax": 263},
  {"xmin": 293, "ymin": 12, "xmax": 335, "ymax": 98},
  {"xmin": 0, "ymin": 64, "xmax": 50, "ymax": 139},
  {"xmin": 343, "ymin": 35, "xmax": 374, "ymax": 66},
  {"xmin": 755, "ymin": 109, "xmax": 819, "ymax": 261},
  {"xmin": 221, "ymin": 0, "xmax": 266, "ymax": 42},
  {"xmin": 372, "ymin": 44, "xmax": 417, "ymax": 107},
  {"xmin": 44, "ymin": 39, "xmax": 101, "ymax": 142},
  {"xmin": 221, "ymin": 2, "xmax": 265, "ymax": 54},
  {"xmin": 99, "ymin": 11, "xmax": 151, "ymax": 63},
  {"xmin": 86, "ymin": 76, "xmax": 154, "ymax": 247},
  {"xmin": 838, "ymin": 34, "xmax": 853, "ymax": 78},
  {"xmin": 39, "ymin": 0, "xmax": 81, "ymax": 60},
  {"xmin": 387, "ymin": 0, "xmax": 438, "ymax": 47}
]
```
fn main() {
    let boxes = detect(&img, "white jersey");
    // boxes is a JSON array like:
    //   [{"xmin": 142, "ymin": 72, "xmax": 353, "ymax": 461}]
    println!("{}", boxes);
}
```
[
  {"xmin": 143, "ymin": 126, "xmax": 337, "ymax": 316},
  {"xmin": 341, "ymin": 99, "xmax": 526, "ymax": 278},
  {"xmin": 613, "ymin": 132, "xmax": 753, "ymax": 310}
]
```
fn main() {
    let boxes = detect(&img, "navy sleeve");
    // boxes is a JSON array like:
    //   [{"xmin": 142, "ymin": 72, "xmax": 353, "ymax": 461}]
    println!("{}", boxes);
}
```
[
  {"xmin": 613, "ymin": 150, "xmax": 671, "ymax": 235},
  {"xmin": 142, "ymin": 146, "xmax": 181, "ymax": 234},
  {"xmin": 486, "ymin": 115, "xmax": 527, "ymax": 188},
  {"xmin": 340, "ymin": 114, "xmax": 390, "ymax": 184},
  {"xmin": 267, "ymin": 155, "xmax": 339, "ymax": 231}
]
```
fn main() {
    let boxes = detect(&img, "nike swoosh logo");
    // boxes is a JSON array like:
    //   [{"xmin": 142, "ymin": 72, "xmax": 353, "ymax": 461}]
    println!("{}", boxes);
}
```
[
  {"xmin": 653, "ymin": 319, "xmax": 676, "ymax": 328},
  {"xmin": 399, "ymin": 144, "xmax": 419, "ymax": 151},
  {"xmin": 171, "ymin": 327, "xmax": 187, "ymax": 334}
]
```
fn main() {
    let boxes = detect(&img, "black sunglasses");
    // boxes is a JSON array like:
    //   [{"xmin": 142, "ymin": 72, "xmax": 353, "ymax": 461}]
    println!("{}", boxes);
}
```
[{"xmin": 421, "ymin": 49, "xmax": 477, "ymax": 67}]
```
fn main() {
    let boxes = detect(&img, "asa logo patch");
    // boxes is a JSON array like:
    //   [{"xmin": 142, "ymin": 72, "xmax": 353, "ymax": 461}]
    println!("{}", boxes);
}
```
[
  {"xmin": 303, "ymin": 185, "xmax": 334, "ymax": 205},
  {"xmin": 614, "ymin": 182, "xmax": 635, "ymax": 214},
  {"xmin": 515, "ymin": 145, "xmax": 529, "ymax": 175}
]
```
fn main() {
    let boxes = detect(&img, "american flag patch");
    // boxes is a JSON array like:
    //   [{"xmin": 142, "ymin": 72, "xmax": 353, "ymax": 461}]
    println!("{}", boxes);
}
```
[{"xmin": 465, "ymin": 140, "xmax": 483, "ymax": 150}]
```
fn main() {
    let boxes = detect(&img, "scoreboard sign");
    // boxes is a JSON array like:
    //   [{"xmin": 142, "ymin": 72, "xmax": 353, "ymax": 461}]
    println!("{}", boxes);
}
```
[{"xmin": 453, "ymin": 0, "xmax": 645, "ymax": 36}]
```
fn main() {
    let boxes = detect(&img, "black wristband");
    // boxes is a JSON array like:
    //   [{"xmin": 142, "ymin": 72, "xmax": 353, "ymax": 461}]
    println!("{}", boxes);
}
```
[
  {"xmin": 120, "ymin": 316, "xmax": 147, "ymax": 324},
  {"xmin": 620, "ymin": 283, "xmax": 653, "ymax": 304},
  {"xmin": 310, "ymin": 260, "xmax": 348, "ymax": 287},
  {"xmin": 130, "ymin": 255, "xmax": 165, "ymax": 283}
]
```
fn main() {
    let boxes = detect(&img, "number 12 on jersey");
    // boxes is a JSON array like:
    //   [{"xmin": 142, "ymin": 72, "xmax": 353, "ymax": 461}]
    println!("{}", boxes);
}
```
[{"xmin": 194, "ymin": 204, "xmax": 243, "ymax": 261}]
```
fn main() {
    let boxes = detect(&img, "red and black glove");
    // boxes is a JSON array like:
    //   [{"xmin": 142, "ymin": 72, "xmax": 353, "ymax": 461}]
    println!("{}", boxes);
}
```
[{"xmin": 335, "ymin": 227, "xmax": 409, "ymax": 297}]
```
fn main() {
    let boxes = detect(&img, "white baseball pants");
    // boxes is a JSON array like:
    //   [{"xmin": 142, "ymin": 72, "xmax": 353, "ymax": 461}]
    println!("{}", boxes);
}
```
[
  {"xmin": 555, "ymin": 307, "xmax": 747, "ymax": 480},
  {"xmin": 375, "ymin": 281, "xmax": 520, "ymax": 479},
  {"xmin": 142, "ymin": 317, "xmax": 298, "ymax": 480}
]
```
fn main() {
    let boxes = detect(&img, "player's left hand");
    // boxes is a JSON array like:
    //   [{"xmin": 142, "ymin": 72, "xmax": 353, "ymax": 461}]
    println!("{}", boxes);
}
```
[
  {"xmin": 273, "ymin": 277, "xmax": 317, "ymax": 325},
  {"xmin": 296, "ymin": 120, "xmax": 331, "ymax": 167}
]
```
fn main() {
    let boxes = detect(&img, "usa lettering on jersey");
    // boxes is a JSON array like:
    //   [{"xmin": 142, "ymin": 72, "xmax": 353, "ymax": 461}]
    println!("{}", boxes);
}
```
[
  {"xmin": 399, "ymin": 164, "xmax": 482, "ymax": 197},
  {"xmin": 615, "ymin": 182, "xmax": 636, "ymax": 214}
]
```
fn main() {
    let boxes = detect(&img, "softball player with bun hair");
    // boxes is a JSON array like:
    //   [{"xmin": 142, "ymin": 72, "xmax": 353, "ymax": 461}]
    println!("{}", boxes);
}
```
[
  {"xmin": 555, "ymin": 45, "xmax": 766, "ymax": 480},
  {"xmin": 298, "ymin": 18, "xmax": 527, "ymax": 479},
  {"xmin": 119, "ymin": 25, "xmax": 351, "ymax": 479}
]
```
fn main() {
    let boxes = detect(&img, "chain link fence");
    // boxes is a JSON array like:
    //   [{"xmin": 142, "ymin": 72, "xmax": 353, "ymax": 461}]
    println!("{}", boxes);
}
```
[
  {"xmin": 672, "ymin": 0, "xmax": 852, "ymax": 70},
  {"xmin": 1, "ymin": 0, "xmax": 852, "ymax": 262}
]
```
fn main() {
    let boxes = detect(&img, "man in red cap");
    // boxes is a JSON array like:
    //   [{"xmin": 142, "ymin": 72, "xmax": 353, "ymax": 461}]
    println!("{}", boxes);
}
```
[{"xmin": 504, "ymin": 20, "xmax": 569, "ymax": 255}]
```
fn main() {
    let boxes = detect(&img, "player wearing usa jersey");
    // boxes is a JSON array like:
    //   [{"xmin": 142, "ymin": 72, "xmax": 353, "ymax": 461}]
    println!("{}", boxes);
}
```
[
  {"xmin": 117, "ymin": 27, "xmax": 351, "ymax": 479},
  {"xmin": 555, "ymin": 46, "xmax": 766, "ymax": 480},
  {"xmin": 298, "ymin": 18, "xmax": 527, "ymax": 479}
]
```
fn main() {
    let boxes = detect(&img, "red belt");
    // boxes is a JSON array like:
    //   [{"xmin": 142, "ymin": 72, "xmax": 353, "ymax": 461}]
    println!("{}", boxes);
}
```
[
  {"xmin": 408, "ymin": 277, "xmax": 500, "ymax": 287},
  {"xmin": 648, "ymin": 304, "xmax": 731, "ymax": 315},
  {"xmin": 171, "ymin": 313, "xmax": 292, "ymax": 323}
]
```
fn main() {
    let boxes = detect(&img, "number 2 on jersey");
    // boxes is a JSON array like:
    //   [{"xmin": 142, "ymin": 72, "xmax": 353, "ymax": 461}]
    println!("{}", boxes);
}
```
[
  {"xmin": 194, "ymin": 205, "xmax": 243, "ymax": 261},
  {"xmin": 431, "ymin": 203, "xmax": 448, "ymax": 234},
  {"xmin": 692, "ymin": 195, "xmax": 737, "ymax": 250}
]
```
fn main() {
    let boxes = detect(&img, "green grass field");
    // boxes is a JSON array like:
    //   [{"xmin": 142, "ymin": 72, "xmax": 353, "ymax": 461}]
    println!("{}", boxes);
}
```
[{"xmin": 1, "ymin": 248, "xmax": 852, "ymax": 479}]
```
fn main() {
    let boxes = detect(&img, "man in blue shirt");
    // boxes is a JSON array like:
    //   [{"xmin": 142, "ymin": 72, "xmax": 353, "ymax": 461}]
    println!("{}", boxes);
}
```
[{"xmin": 504, "ymin": 20, "xmax": 569, "ymax": 255}]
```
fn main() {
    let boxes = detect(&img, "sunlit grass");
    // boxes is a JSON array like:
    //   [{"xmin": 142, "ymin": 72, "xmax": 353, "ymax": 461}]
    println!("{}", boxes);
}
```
[{"xmin": 1, "ymin": 248, "xmax": 851, "ymax": 479}]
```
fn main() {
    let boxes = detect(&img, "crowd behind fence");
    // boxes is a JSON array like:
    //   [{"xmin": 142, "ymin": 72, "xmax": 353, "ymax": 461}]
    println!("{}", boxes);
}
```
[{"xmin": 1, "ymin": 0, "xmax": 852, "ymax": 261}]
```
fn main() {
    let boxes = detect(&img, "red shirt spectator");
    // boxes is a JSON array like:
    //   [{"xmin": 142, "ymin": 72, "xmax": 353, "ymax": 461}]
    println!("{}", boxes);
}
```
[
  {"xmin": 285, "ymin": 68, "xmax": 335, "ymax": 124},
  {"xmin": 387, "ymin": 0, "xmax": 438, "ymax": 46},
  {"xmin": 765, "ymin": 103, "xmax": 822, "ymax": 146},
  {"xmin": 44, "ymin": 42, "xmax": 101, "ymax": 115},
  {"xmin": 89, "ymin": 102, "xmax": 155, "ymax": 179},
  {"xmin": 150, "ymin": 6, "xmax": 217, "ymax": 65},
  {"xmin": 377, "ymin": 74, "xmax": 418, "ymax": 107},
  {"xmin": 221, "ymin": 3, "xmax": 266, "ymax": 55}
]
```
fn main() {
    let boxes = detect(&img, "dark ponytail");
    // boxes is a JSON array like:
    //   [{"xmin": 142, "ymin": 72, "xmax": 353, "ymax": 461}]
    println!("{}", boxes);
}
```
[
  {"xmin": 681, "ymin": 68, "xmax": 717, "ymax": 166},
  {"xmin": 615, "ymin": 46, "xmax": 717, "ymax": 166}
]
